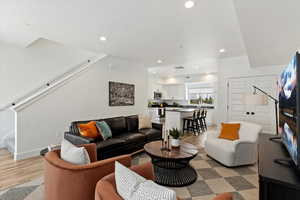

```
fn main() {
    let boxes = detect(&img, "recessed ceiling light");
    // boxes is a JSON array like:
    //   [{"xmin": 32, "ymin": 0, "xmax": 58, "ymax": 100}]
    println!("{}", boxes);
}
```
[
  {"xmin": 157, "ymin": 59, "xmax": 163, "ymax": 64},
  {"xmin": 185, "ymin": 1, "xmax": 195, "ymax": 8},
  {"xmin": 219, "ymin": 48, "xmax": 226, "ymax": 53},
  {"xmin": 99, "ymin": 36, "xmax": 107, "ymax": 41}
]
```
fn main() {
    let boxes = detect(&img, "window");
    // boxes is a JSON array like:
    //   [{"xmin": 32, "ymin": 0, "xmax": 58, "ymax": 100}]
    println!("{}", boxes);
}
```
[{"xmin": 186, "ymin": 83, "xmax": 215, "ymax": 105}]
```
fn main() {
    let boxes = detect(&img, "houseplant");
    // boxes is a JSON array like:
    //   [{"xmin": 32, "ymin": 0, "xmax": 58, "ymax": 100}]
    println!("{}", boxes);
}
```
[{"xmin": 169, "ymin": 128, "xmax": 182, "ymax": 147}]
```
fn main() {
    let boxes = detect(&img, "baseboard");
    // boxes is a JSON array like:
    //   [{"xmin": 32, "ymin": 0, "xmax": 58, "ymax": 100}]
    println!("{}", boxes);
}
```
[
  {"xmin": 6, "ymin": 144, "xmax": 15, "ymax": 154},
  {"xmin": 14, "ymin": 148, "xmax": 44, "ymax": 160}
]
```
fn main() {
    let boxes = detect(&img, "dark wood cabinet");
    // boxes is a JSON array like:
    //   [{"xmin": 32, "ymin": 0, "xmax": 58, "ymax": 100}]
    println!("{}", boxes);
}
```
[{"xmin": 258, "ymin": 134, "xmax": 300, "ymax": 200}]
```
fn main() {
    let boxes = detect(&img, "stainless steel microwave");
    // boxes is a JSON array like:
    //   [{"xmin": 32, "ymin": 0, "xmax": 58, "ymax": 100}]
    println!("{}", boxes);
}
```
[{"xmin": 154, "ymin": 92, "xmax": 162, "ymax": 99}]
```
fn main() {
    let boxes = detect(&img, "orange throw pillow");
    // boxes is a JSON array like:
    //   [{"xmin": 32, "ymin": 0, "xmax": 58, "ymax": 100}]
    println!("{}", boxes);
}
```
[
  {"xmin": 218, "ymin": 123, "xmax": 240, "ymax": 141},
  {"xmin": 78, "ymin": 121, "xmax": 101, "ymax": 139}
]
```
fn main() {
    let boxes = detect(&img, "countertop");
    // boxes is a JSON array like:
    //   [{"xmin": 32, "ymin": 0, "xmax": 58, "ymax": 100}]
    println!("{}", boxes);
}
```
[
  {"xmin": 149, "ymin": 106, "xmax": 215, "ymax": 109},
  {"xmin": 165, "ymin": 108, "xmax": 197, "ymax": 112}
]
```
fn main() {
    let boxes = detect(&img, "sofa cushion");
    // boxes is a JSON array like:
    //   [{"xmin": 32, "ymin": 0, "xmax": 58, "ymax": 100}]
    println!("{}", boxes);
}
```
[
  {"xmin": 219, "ymin": 123, "xmax": 240, "ymax": 141},
  {"xmin": 96, "ymin": 138, "xmax": 126, "ymax": 151},
  {"xmin": 61, "ymin": 139, "xmax": 91, "ymax": 165},
  {"xmin": 115, "ymin": 132, "xmax": 146, "ymax": 145},
  {"xmin": 96, "ymin": 121, "xmax": 112, "ymax": 140},
  {"xmin": 139, "ymin": 115, "xmax": 152, "ymax": 129},
  {"xmin": 138, "ymin": 115, "xmax": 152, "ymax": 129},
  {"xmin": 139, "ymin": 128, "xmax": 161, "ymax": 141},
  {"xmin": 78, "ymin": 121, "xmax": 101, "ymax": 139},
  {"xmin": 126, "ymin": 115, "xmax": 139, "ymax": 132},
  {"xmin": 115, "ymin": 161, "xmax": 176, "ymax": 200},
  {"xmin": 102, "ymin": 117, "xmax": 127, "ymax": 136}
]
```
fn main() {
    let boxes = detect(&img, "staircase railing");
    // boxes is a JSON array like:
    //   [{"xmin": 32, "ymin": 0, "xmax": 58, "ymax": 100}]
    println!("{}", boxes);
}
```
[{"xmin": 0, "ymin": 54, "xmax": 107, "ymax": 112}]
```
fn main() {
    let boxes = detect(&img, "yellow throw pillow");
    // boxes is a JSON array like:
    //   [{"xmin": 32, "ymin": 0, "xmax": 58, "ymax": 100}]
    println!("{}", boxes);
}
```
[
  {"xmin": 78, "ymin": 121, "xmax": 102, "ymax": 139},
  {"xmin": 218, "ymin": 123, "xmax": 240, "ymax": 141}
]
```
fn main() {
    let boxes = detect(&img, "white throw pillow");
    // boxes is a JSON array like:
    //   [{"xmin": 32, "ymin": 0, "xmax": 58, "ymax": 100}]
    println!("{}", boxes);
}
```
[
  {"xmin": 115, "ymin": 162, "xmax": 176, "ymax": 200},
  {"xmin": 138, "ymin": 115, "xmax": 152, "ymax": 129},
  {"xmin": 60, "ymin": 139, "xmax": 91, "ymax": 165}
]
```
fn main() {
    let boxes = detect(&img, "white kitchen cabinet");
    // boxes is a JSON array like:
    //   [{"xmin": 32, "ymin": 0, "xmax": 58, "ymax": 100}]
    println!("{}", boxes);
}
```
[{"xmin": 162, "ymin": 84, "xmax": 186, "ymax": 100}]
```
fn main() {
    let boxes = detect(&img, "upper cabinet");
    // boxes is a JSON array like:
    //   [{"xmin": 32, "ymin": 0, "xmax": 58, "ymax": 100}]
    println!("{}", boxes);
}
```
[{"xmin": 162, "ymin": 84, "xmax": 186, "ymax": 100}]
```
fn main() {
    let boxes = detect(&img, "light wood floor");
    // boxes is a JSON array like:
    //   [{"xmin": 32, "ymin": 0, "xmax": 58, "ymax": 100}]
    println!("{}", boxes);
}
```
[
  {"xmin": 0, "ymin": 149, "xmax": 44, "ymax": 191},
  {"xmin": 0, "ymin": 127, "xmax": 214, "ymax": 191}
]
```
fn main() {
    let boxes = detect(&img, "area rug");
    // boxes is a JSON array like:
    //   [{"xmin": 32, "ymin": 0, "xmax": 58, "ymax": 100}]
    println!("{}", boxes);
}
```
[{"xmin": 0, "ymin": 151, "xmax": 259, "ymax": 200}]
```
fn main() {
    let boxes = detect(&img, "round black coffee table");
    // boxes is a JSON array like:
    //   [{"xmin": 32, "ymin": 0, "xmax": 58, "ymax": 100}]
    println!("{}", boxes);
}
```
[{"xmin": 144, "ymin": 141, "xmax": 199, "ymax": 187}]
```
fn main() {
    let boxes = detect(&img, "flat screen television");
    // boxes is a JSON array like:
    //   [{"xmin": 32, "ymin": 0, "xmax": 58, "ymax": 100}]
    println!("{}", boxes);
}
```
[{"xmin": 278, "ymin": 52, "xmax": 300, "ymax": 168}]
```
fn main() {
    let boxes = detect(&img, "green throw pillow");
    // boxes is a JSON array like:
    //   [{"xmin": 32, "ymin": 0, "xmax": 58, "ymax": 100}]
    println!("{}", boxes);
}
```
[{"xmin": 96, "ymin": 121, "xmax": 112, "ymax": 140}]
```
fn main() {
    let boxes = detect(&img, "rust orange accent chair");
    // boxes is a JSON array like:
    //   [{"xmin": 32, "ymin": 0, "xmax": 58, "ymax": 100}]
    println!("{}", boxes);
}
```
[
  {"xmin": 44, "ymin": 143, "xmax": 131, "ymax": 200},
  {"xmin": 95, "ymin": 162, "xmax": 233, "ymax": 200}
]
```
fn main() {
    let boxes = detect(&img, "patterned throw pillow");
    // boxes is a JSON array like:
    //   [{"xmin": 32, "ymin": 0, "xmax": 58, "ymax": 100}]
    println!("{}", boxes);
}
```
[
  {"xmin": 96, "ymin": 121, "xmax": 112, "ymax": 140},
  {"xmin": 115, "ymin": 162, "xmax": 176, "ymax": 200}
]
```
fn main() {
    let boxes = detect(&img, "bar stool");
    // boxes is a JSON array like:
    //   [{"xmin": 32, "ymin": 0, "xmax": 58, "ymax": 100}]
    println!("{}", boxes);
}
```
[
  {"xmin": 183, "ymin": 111, "xmax": 201, "ymax": 135},
  {"xmin": 200, "ymin": 109, "xmax": 207, "ymax": 131},
  {"xmin": 196, "ymin": 109, "xmax": 205, "ymax": 133}
]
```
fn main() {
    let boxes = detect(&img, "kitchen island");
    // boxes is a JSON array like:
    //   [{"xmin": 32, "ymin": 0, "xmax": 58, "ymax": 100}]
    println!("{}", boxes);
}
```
[{"xmin": 165, "ymin": 107, "xmax": 215, "ymax": 132}]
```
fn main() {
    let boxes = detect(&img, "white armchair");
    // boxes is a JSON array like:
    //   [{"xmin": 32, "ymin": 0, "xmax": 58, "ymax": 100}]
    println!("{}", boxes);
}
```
[{"xmin": 205, "ymin": 121, "xmax": 262, "ymax": 167}]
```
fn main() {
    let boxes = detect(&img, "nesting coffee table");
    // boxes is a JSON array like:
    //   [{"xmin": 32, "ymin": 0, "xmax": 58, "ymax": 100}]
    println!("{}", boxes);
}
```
[{"xmin": 144, "ymin": 141, "xmax": 199, "ymax": 187}]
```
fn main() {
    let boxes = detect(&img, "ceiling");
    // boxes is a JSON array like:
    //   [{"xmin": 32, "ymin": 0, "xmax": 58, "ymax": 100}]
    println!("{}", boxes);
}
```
[
  {"xmin": 148, "ymin": 58, "xmax": 218, "ymax": 77},
  {"xmin": 1, "ymin": 0, "xmax": 299, "ymax": 67},
  {"xmin": 233, "ymin": 0, "xmax": 300, "ymax": 67}
]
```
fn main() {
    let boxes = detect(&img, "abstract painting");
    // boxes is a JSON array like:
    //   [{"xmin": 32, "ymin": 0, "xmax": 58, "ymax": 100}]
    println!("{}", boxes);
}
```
[{"xmin": 109, "ymin": 81, "xmax": 135, "ymax": 106}]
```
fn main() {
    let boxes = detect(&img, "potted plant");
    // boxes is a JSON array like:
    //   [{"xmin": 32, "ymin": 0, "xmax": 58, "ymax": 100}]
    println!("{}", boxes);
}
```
[{"xmin": 169, "ymin": 128, "xmax": 182, "ymax": 147}]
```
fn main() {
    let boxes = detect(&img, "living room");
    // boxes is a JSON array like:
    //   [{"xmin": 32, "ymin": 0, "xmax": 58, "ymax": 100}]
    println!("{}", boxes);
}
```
[{"xmin": 1, "ymin": 0, "xmax": 300, "ymax": 200}]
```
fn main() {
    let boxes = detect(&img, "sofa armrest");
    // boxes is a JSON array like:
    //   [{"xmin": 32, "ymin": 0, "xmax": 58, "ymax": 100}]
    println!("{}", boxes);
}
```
[
  {"xmin": 95, "ymin": 180, "xmax": 123, "ymax": 200},
  {"xmin": 80, "ymin": 143, "xmax": 97, "ymax": 162},
  {"xmin": 207, "ymin": 130, "xmax": 220, "ymax": 139},
  {"xmin": 235, "ymin": 141, "xmax": 257, "ymax": 150},
  {"xmin": 234, "ymin": 141, "xmax": 258, "ymax": 165},
  {"xmin": 64, "ymin": 132, "xmax": 96, "ymax": 145},
  {"xmin": 96, "ymin": 162, "xmax": 153, "ymax": 200},
  {"xmin": 234, "ymin": 140, "xmax": 257, "ymax": 148},
  {"xmin": 152, "ymin": 122, "xmax": 162, "ymax": 131},
  {"xmin": 130, "ymin": 162, "xmax": 154, "ymax": 180},
  {"xmin": 45, "ymin": 153, "xmax": 131, "ymax": 171}
]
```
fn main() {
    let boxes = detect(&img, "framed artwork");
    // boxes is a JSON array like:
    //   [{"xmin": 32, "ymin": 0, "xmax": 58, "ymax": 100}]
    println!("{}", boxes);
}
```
[{"xmin": 109, "ymin": 81, "xmax": 135, "ymax": 106}]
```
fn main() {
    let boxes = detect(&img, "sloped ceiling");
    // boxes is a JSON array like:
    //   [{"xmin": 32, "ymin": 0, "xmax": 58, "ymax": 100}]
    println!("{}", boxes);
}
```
[
  {"xmin": 233, "ymin": 0, "xmax": 300, "ymax": 67},
  {"xmin": 1, "ymin": 0, "xmax": 300, "ymax": 67}
]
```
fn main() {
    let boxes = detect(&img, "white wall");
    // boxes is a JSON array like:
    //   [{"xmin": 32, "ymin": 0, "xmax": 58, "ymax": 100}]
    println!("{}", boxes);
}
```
[
  {"xmin": 216, "ymin": 56, "xmax": 285, "ymax": 124},
  {"xmin": 0, "ymin": 38, "xmax": 96, "ymax": 108},
  {"xmin": 148, "ymin": 73, "xmax": 218, "ymax": 99},
  {"xmin": 148, "ymin": 75, "xmax": 164, "ymax": 99},
  {"xmin": 14, "ymin": 56, "xmax": 148, "ymax": 160},
  {"xmin": 0, "ymin": 108, "xmax": 15, "ymax": 148}
]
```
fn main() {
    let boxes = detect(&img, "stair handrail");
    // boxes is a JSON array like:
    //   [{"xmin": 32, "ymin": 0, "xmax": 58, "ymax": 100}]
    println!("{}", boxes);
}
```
[{"xmin": 0, "ymin": 54, "xmax": 107, "ymax": 111}]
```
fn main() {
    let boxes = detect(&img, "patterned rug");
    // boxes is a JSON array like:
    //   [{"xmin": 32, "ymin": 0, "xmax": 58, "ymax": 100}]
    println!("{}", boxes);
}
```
[{"xmin": 0, "ymin": 150, "xmax": 258, "ymax": 200}]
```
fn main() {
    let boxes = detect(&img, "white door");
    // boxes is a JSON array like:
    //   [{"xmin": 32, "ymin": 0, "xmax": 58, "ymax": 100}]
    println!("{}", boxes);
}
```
[{"xmin": 227, "ymin": 76, "xmax": 278, "ymax": 134}]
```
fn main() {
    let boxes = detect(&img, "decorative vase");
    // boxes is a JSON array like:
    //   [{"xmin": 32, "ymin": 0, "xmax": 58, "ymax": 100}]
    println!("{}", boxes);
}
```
[{"xmin": 171, "ymin": 138, "xmax": 180, "ymax": 147}]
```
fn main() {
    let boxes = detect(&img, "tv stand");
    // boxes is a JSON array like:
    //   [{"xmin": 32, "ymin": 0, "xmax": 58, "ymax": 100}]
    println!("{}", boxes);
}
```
[{"xmin": 259, "ymin": 134, "xmax": 300, "ymax": 200}]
